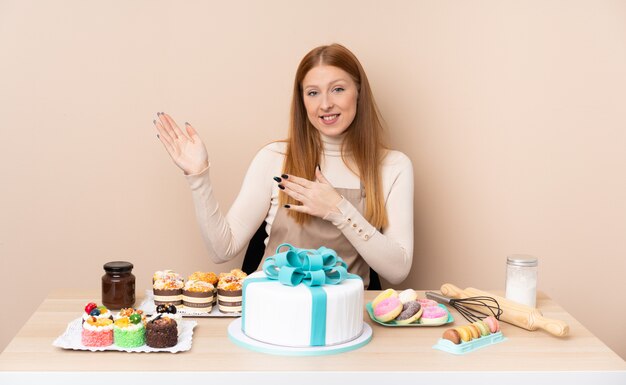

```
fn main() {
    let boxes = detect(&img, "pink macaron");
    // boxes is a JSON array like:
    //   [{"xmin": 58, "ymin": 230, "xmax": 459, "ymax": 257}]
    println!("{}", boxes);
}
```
[
  {"xmin": 374, "ymin": 297, "xmax": 403, "ymax": 322},
  {"xmin": 483, "ymin": 316, "xmax": 500, "ymax": 333}
]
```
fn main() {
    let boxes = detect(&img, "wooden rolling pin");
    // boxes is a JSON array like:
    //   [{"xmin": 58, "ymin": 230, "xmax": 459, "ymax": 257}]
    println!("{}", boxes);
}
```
[{"xmin": 441, "ymin": 283, "xmax": 569, "ymax": 337}]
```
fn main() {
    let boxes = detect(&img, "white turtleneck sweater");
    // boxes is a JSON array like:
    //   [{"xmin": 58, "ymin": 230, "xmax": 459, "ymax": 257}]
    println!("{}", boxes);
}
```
[{"xmin": 185, "ymin": 134, "xmax": 414, "ymax": 284}]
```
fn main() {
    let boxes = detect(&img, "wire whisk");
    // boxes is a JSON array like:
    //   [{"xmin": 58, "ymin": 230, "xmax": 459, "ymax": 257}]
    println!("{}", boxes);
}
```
[{"xmin": 426, "ymin": 291, "xmax": 503, "ymax": 323}]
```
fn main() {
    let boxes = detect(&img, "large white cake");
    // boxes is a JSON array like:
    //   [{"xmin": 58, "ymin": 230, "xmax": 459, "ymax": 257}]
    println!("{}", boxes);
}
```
[{"xmin": 241, "ymin": 271, "xmax": 364, "ymax": 347}]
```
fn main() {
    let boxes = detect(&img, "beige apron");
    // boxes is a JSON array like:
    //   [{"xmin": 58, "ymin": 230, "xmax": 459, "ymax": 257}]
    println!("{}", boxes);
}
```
[{"xmin": 259, "ymin": 186, "xmax": 371, "ymax": 288}]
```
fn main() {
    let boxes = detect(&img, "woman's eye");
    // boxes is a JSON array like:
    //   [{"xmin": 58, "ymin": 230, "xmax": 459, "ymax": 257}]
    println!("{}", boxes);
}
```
[
  {"xmin": 333, "ymin": 87, "xmax": 345, "ymax": 93},
  {"xmin": 307, "ymin": 90, "xmax": 318, "ymax": 97}
]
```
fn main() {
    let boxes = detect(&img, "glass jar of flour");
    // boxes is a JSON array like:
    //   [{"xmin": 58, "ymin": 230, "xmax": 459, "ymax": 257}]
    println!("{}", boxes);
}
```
[{"xmin": 505, "ymin": 255, "xmax": 538, "ymax": 308}]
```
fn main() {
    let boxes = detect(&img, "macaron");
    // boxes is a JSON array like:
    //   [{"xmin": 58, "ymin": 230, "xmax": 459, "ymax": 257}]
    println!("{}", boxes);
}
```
[
  {"xmin": 473, "ymin": 320, "xmax": 491, "ymax": 336},
  {"xmin": 420, "ymin": 305, "xmax": 449, "ymax": 325},
  {"xmin": 442, "ymin": 328, "xmax": 461, "ymax": 344},
  {"xmin": 374, "ymin": 297, "xmax": 403, "ymax": 322},
  {"xmin": 454, "ymin": 326, "xmax": 472, "ymax": 342},
  {"xmin": 398, "ymin": 289, "xmax": 418, "ymax": 304},
  {"xmin": 483, "ymin": 316, "xmax": 500, "ymax": 333},
  {"xmin": 467, "ymin": 323, "xmax": 481, "ymax": 339},
  {"xmin": 395, "ymin": 301, "xmax": 423, "ymax": 325},
  {"xmin": 372, "ymin": 289, "xmax": 398, "ymax": 308}
]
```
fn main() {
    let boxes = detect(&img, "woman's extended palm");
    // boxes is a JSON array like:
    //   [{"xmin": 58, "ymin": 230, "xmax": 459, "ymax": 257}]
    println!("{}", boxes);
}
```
[{"xmin": 153, "ymin": 112, "xmax": 209, "ymax": 175}]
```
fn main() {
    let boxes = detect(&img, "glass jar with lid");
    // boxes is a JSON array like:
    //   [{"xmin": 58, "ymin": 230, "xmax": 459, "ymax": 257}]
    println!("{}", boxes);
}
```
[
  {"xmin": 102, "ymin": 261, "xmax": 135, "ymax": 309},
  {"xmin": 505, "ymin": 254, "xmax": 538, "ymax": 308}
]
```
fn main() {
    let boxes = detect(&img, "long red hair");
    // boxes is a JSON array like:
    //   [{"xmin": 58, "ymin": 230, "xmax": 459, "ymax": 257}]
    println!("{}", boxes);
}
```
[{"xmin": 281, "ymin": 43, "xmax": 389, "ymax": 229}]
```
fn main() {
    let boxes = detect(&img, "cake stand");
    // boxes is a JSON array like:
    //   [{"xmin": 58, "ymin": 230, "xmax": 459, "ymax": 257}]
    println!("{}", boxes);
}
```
[{"xmin": 227, "ymin": 318, "xmax": 372, "ymax": 356}]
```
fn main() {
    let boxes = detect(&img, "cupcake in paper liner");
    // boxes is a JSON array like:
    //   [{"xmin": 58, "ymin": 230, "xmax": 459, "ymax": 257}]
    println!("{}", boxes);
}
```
[
  {"xmin": 183, "ymin": 279, "xmax": 214, "ymax": 312},
  {"xmin": 153, "ymin": 270, "xmax": 184, "ymax": 306}
]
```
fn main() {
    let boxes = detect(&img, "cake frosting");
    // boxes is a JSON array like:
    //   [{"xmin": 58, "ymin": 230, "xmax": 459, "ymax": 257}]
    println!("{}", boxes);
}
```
[{"xmin": 242, "ymin": 270, "xmax": 364, "ymax": 347}]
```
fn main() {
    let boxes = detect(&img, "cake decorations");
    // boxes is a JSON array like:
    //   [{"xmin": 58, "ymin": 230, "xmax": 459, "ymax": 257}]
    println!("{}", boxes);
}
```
[
  {"xmin": 81, "ymin": 316, "xmax": 114, "ymax": 347},
  {"xmin": 82, "ymin": 302, "xmax": 113, "ymax": 324},
  {"xmin": 152, "ymin": 270, "xmax": 184, "ymax": 307}
]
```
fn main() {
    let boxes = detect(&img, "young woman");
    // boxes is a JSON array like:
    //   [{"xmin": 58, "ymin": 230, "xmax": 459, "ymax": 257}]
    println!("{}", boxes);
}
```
[{"xmin": 154, "ymin": 44, "xmax": 413, "ymax": 288}]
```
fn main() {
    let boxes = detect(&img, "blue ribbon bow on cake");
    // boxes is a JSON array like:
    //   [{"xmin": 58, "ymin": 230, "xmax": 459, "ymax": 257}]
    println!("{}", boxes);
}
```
[{"xmin": 262, "ymin": 243, "xmax": 350, "ymax": 287}]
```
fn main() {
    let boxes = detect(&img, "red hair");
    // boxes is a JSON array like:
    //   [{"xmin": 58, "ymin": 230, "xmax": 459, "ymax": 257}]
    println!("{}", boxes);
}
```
[{"xmin": 281, "ymin": 43, "xmax": 389, "ymax": 229}]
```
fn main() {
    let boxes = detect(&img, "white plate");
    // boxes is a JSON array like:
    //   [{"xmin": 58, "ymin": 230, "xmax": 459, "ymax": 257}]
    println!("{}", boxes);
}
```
[{"xmin": 52, "ymin": 317, "xmax": 197, "ymax": 353}]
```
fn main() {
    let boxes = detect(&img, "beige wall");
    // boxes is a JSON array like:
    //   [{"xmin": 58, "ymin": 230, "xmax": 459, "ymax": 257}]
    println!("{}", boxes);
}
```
[{"xmin": 1, "ymin": 0, "xmax": 625, "ymax": 359}]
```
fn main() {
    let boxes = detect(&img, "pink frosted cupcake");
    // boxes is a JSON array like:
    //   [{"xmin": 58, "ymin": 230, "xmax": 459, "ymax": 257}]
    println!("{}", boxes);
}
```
[{"xmin": 81, "ymin": 316, "xmax": 114, "ymax": 347}]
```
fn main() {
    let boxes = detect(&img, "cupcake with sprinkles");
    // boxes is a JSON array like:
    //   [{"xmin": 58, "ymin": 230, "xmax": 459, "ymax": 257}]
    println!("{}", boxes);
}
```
[
  {"xmin": 113, "ymin": 311, "xmax": 145, "ymax": 348},
  {"xmin": 81, "ymin": 316, "xmax": 113, "ymax": 347}
]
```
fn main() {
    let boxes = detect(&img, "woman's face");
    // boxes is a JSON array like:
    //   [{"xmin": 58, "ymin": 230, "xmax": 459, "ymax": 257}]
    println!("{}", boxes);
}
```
[{"xmin": 301, "ymin": 65, "xmax": 358, "ymax": 138}]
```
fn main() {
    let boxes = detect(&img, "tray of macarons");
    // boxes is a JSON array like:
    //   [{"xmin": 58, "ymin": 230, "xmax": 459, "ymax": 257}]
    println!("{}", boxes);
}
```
[
  {"xmin": 432, "ymin": 316, "xmax": 505, "ymax": 354},
  {"xmin": 366, "ymin": 289, "xmax": 454, "ymax": 327}
]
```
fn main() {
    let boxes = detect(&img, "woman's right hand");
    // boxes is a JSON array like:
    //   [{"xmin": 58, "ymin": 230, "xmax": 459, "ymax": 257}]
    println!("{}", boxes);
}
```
[{"xmin": 153, "ymin": 112, "xmax": 209, "ymax": 175}]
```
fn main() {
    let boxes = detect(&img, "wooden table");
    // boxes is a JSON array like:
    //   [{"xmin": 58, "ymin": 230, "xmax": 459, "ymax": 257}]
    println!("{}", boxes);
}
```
[{"xmin": 1, "ymin": 289, "xmax": 624, "ymax": 384}]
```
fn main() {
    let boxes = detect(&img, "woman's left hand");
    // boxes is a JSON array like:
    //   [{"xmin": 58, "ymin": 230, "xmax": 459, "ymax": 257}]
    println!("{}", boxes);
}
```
[{"xmin": 278, "ymin": 168, "xmax": 343, "ymax": 219}]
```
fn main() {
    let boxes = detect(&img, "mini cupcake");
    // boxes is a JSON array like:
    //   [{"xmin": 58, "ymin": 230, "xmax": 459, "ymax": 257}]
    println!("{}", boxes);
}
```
[
  {"xmin": 153, "ymin": 270, "xmax": 184, "ymax": 307},
  {"xmin": 146, "ymin": 315, "xmax": 178, "ymax": 348},
  {"xmin": 188, "ymin": 271, "xmax": 219, "ymax": 306},
  {"xmin": 113, "ymin": 313, "xmax": 145, "ymax": 348},
  {"xmin": 183, "ymin": 279, "xmax": 214, "ymax": 312},
  {"xmin": 82, "ymin": 302, "xmax": 113, "ymax": 324},
  {"xmin": 217, "ymin": 274, "xmax": 245, "ymax": 313},
  {"xmin": 81, "ymin": 316, "xmax": 113, "ymax": 347}
]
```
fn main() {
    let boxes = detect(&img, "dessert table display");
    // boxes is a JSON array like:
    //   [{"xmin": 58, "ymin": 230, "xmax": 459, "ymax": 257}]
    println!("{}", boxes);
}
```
[{"xmin": 0, "ymin": 289, "xmax": 625, "ymax": 385}]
